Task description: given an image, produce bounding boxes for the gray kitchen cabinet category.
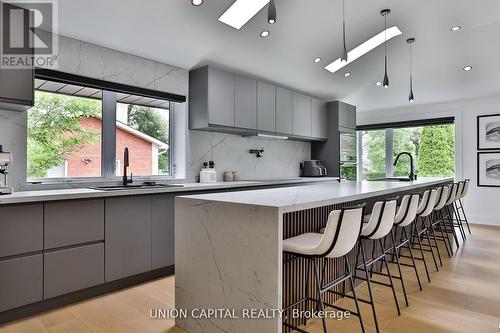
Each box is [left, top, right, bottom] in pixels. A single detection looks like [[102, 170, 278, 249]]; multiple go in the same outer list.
[[189, 65, 235, 130], [312, 98, 327, 139], [0, 4, 34, 112], [151, 194, 175, 270], [44, 243, 104, 299], [338, 101, 356, 130], [44, 199, 104, 249], [0, 254, 43, 312], [292, 92, 312, 137], [257, 81, 276, 132], [276, 86, 293, 135], [348, 104, 357, 129], [0, 204, 43, 258], [235, 75, 257, 130], [105, 195, 152, 282]]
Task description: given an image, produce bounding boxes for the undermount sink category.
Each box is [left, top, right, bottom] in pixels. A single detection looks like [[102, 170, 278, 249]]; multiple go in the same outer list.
[[91, 183, 184, 191], [370, 177, 412, 182]]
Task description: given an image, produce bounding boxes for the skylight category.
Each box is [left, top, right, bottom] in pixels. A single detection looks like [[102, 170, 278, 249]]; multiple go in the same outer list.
[[324, 26, 402, 74], [218, 0, 270, 29]]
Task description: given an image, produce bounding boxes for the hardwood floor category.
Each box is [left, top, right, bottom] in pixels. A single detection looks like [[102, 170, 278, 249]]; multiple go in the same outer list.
[[1, 225, 499, 333]]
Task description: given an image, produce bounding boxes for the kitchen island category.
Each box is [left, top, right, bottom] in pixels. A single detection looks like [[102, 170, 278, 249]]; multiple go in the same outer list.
[[174, 177, 453, 333]]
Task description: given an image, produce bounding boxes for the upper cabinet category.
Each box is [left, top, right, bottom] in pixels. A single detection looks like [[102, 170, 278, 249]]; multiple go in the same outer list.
[[257, 81, 276, 132], [189, 65, 326, 141], [0, 4, 34, 112], [292, 92, 312, 137], [338, 101, 356, 130]]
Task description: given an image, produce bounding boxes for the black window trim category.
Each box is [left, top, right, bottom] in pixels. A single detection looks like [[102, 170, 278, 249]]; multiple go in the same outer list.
[[357, 117, 455, 131]]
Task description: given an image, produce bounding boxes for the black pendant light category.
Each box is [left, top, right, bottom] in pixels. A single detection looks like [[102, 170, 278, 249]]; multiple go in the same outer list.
[[380, 9, 391, 88], [341, 0, 348, 62], [407, 38, 416, 103], [268, 0, 276, 24]]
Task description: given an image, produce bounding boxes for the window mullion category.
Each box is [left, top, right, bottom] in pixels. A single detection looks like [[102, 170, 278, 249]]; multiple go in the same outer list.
[[101, 91, 117, 179], [385, 128, 394, 177]]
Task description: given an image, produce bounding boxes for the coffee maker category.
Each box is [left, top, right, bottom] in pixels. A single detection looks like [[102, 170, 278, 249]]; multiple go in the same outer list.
[[0, 145, 13, 195]]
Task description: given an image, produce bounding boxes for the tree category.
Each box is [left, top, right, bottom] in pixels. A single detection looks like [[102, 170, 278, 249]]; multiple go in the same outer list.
[[418, 124, 455, 176], [363, 130, 386, 180], [126, 105, 170, 174], [27, 92, 101, 178]]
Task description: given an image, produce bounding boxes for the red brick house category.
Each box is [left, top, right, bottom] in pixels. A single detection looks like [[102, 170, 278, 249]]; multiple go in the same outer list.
[[47, 117, 168, 178]]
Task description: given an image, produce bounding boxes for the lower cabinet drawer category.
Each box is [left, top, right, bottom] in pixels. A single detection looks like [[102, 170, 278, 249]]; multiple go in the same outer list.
[[0, 254, 43, 312], [44, 243, 104, 299]]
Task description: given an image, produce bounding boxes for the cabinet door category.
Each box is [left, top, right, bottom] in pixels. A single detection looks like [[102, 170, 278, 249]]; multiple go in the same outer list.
[[257, 81, 276, 132], [348, 104, 357, 129], [312, 98, 327, 139], [0, 204, 43, 258], [44, 199, 104, 249], [105, 196, 152, 282], [338, 102, 349, 129], [207, 67, 235, 127], [151, 194, 175, 269], [235, 75, 257, 129], [0, 254, 43, 312], [276, 87, 293, 135], [44, 243, 104, 299], [0, 68, 34, 109], [292, 92, 312, 137]]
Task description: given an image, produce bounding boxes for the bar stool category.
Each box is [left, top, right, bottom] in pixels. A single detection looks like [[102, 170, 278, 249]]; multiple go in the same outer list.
[[385, 193, 423, 305], [353, 197, 400, 333], [438, 183, 462, 251], [430, 185, 454, 257], [282, 203, 367, 333], [411, 189, 440, 273], [455, 179, 471, 234], [443, 183, 467, 243]]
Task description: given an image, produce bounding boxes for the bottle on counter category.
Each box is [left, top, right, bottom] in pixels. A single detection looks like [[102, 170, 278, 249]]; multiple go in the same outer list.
[[200, 161, 217, 183]]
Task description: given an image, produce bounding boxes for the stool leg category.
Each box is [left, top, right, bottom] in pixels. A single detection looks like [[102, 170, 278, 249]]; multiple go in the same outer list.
[[345, 255, 366, 333], [403, 226, 423, 291], [439, 209, 454, 256], [422, 217, 440, 270], [444, 205, 460, 250], [303, 259, 311, 326], [390, 230, 409, 306], [379, 238, 401, 315], [459, 198, 472, 234], [313, 260, 328, 333], [435, 211, 452, 258], [413, 221, 432, 283], [360, 242, 380, 333], [427, 214, 443, 267]]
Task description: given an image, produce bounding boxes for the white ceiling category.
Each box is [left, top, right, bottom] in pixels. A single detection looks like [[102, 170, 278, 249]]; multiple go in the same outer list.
[[57, 0, 500, 111]]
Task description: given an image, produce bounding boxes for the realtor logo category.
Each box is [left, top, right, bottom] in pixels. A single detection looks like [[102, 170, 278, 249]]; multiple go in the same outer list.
[[0, 0, 58, 68]]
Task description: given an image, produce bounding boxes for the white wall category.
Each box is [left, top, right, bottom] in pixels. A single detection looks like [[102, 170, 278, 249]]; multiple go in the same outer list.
[[0, 34, 310, 189], [358, 94, 500, 227]]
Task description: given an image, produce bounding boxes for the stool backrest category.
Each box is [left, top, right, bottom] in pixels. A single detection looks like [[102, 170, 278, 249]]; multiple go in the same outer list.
[[318, 205, 365, 258], [445, 183, 458, 205], [395, 194, 420, 227], [434, 186, 449, 210], [417, 189, 438, 217], [459, 179, 470, 199], [455, 181, 465, 201], [363, 199, 397, 240]]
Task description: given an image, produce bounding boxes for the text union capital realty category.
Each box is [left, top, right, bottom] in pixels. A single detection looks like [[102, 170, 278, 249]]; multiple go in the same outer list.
[[150, 308, 285, 319]]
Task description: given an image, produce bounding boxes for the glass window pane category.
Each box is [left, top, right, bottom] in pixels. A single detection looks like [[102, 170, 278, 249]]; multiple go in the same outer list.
[[361, 129, 386, 180], [415, 123, 455, 177], [392, 127, 421, 177], [115, 103, 170, 177], [27, 91, 102, 180]]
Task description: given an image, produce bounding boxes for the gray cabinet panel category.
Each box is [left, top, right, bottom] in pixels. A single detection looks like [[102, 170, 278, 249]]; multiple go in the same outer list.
[[0, 204, 43, 258], [292, 92, 312, 137], [44, 199, 104, 249], [338, 102, 356, 129], [44, 243, 104, 299], [257, 81, 276, 132], [312, 98, 327, 139], [276, 86, 293, 135], [0, 254, 43, 311], [105, 196, 152, 282], [235, 75, 257, 129], [151, 194, 175, 269], [207, 67, 235, 127], [348, 104, 357, 128]]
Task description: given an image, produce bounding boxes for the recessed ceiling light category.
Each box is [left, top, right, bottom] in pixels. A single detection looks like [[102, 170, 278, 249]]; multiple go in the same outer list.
[[344, 72, 351, 77], [376, 81, 382, 86], [260, 30, 270, 38], [313, 57, 321, 63], [191, 0, 203, 6], [325, 26, 402, 74], [463, 66, 472, 71], [450, 25, 461, 31], [219, 0, 270, 29]]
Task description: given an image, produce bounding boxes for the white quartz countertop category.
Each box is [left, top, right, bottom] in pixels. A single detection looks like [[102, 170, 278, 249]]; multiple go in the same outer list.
[[0, 177, 338, 205], [178, 177, 454, 213]]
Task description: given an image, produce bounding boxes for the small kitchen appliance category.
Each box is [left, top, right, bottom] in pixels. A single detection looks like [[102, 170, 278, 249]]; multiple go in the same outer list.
[[301, 160, 328, 177], [199, 161, 217, 183], [0, 145, 13, 195]]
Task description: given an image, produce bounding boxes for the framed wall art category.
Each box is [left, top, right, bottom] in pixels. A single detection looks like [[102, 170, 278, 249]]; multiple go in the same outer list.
[[477, 114, 500, 150], [477, 152, 500, 187]]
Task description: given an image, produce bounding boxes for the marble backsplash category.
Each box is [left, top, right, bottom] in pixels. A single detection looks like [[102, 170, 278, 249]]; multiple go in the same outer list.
[[187, 131, 310, 181]]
